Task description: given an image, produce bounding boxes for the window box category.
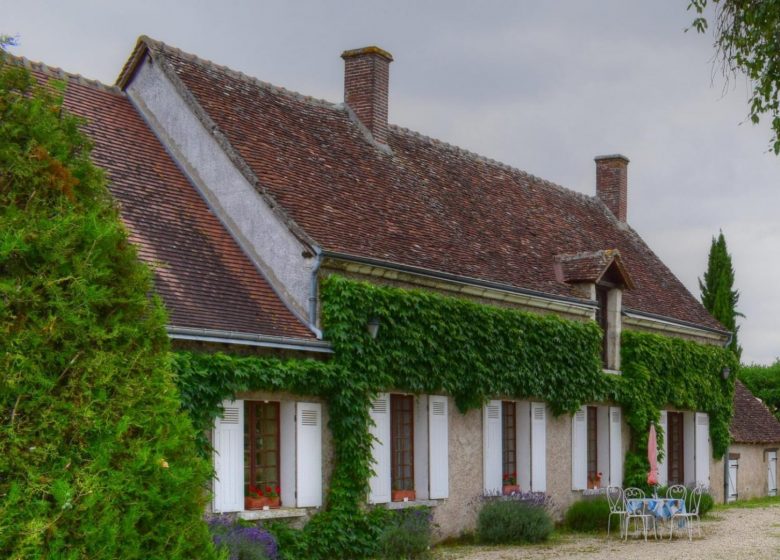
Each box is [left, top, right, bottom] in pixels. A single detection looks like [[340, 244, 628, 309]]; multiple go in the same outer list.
[[502, 484, 520, 495], [392, 489, 416, 502], [245, 496, 281, 510]]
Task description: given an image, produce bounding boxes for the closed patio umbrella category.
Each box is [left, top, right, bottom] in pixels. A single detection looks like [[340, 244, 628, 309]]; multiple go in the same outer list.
[[647, 423, 659, 488]]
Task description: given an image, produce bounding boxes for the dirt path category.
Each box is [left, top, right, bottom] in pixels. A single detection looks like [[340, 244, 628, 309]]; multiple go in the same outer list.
[[434, 505, 780, 560]]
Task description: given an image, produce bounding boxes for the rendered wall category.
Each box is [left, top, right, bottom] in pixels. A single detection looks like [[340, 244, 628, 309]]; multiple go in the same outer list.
[[730, 444, 777, 501]]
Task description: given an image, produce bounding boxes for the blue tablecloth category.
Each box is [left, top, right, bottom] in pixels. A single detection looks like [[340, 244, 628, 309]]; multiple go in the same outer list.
[[626, 498, 686, 520]]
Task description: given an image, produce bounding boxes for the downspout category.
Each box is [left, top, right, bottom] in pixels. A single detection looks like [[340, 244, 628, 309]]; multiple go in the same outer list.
[[309, 247, 323, 339], [723, 329, 734, 503]]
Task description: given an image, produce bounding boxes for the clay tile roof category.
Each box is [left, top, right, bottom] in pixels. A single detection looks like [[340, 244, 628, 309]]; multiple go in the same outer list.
[[21, 58, 314, 341], [730, 380, 780, 444], [126, 38, 724, 333]]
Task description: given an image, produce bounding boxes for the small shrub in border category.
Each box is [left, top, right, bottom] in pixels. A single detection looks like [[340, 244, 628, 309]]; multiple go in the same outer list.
[[477, 500, 553, 544], [208, 516, 279, 560], [690, 489, 714, 516], [564, 497, 610, 532], [379, 506, 434, 559]]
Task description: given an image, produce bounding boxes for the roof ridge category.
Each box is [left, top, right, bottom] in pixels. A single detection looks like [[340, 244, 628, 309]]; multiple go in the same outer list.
[[7, 54, 123, 95], [389, 124, 598, 205], [142, 36, 342, 110]]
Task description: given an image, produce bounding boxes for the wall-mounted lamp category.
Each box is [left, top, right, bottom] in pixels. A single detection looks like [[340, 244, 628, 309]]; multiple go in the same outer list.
[[721, 366, 731, 380], [366, 317, 381, 340]]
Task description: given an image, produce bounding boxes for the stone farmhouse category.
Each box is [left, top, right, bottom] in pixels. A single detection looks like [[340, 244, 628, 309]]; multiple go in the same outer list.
[[16, 36, 751, 537]]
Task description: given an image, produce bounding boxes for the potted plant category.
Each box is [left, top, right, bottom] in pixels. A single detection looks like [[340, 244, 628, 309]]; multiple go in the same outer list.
[[244, 486, 265, 510], [502, 471, 520, 495], [587, 472, 603, 490], [391, 487, 416, 502], [262, 485, 281, 509]]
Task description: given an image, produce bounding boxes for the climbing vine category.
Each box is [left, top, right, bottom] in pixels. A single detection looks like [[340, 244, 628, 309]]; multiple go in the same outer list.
[[613, 329, 737, 489], [171, 275, 736, 556]]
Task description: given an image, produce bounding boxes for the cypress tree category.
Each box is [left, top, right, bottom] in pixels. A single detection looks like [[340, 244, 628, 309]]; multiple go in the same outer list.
[[699, 231, 743, 359], [0, 43, 217, 558]]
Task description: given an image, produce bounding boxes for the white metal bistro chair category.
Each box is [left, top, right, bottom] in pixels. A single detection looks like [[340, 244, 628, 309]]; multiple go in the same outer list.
[[666, 484, 687, 501], [606, 486, 626, 538], [660, 484, 687, 532], [669, 485, 704, 540], [623, 487, 657, 541]]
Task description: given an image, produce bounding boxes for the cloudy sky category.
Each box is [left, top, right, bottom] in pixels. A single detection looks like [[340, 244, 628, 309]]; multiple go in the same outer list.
[[5, 1, 779, 364]]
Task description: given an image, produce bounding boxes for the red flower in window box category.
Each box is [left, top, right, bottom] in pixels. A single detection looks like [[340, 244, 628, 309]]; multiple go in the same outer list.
[[391, 489, 416, 502]]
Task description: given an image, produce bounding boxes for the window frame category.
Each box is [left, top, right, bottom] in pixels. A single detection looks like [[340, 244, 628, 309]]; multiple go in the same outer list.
[[586, 405, 598, 486], [244, 400, 281, 497], [390, 393, 415, 495], [667, 411, 684, 485], [502, 400, 517, 485]]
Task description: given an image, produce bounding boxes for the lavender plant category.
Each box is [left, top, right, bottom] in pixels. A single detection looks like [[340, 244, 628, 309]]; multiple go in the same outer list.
[[208, 516, 279, 560]]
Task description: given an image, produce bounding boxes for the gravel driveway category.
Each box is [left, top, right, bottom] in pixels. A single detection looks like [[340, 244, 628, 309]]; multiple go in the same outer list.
[[434, 505, 780, 560]]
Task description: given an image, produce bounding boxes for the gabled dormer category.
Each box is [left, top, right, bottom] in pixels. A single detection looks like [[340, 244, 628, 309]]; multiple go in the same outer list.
[[555, 250, 634, 371]]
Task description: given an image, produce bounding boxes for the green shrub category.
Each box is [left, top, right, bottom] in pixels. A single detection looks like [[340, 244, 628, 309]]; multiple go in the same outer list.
[[564, 498, 610, 532], [378, 506, 433, 559], [477, 500, 553, 544], [691, 490, 714, 516], [0, 49, 216, 558]]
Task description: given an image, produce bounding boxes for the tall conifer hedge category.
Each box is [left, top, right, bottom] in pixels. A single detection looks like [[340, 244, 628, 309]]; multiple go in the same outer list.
[[0, 45, 217, 559]]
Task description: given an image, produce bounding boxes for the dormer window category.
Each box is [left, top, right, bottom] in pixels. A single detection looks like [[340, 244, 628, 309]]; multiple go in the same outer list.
[[554, 249, 635, 372]]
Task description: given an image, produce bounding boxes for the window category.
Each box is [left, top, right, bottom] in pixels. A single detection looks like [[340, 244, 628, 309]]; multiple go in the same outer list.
[[586, 406, 598, 487], [368, 393, 449, 504], [245, 401, 280, 496], [572, 405, 622, 490], [502, 401, 517, 485], [483, 400, 546, 494], [212, 399, 322, 513], [667, 411, 684, 485], [657, 410, 710, 487], [390, 394, 415, 495]]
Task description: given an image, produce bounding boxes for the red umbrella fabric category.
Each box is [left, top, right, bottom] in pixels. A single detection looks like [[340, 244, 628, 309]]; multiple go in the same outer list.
[[647, 423, 659, 486]]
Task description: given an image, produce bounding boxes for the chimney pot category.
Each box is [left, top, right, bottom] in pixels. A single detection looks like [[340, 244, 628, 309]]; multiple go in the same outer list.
[[595, 154, 629, 222], [341, 46, 393, 145]]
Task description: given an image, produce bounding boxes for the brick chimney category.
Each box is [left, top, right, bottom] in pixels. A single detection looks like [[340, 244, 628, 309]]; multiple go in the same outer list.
[[595, 154, 629, 222], [341, 46, 393, 145]]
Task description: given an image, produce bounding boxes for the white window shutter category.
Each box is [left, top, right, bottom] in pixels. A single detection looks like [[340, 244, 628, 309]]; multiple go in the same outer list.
[[517, 401, 531, 491], [695, 412, 710, 487], [657, 410, 668, 486], [213, 399, 244, 513], [596, 406, 610, 485], [683, 412, 696, 486], [531, 402, 546, 493], [571, 406, 587, 490], [428, 395, 449, 499], [414, 395, 430, 500], [608, 407, 623, 487], [483, 401, 502, 494], [295, 402, 322, 507], [368, 393, 391, 504], [280, 401, 296, 507]]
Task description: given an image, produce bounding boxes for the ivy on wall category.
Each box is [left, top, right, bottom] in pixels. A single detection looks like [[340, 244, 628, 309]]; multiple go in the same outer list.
[[320, 275, 608, 414], [171, 275, 736, 556], [613, 329, 737, 489]]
